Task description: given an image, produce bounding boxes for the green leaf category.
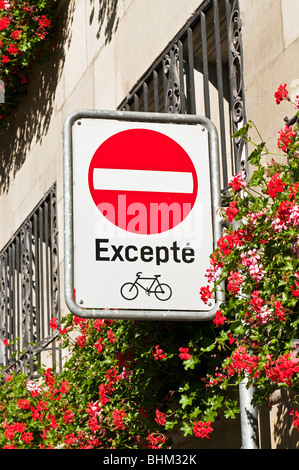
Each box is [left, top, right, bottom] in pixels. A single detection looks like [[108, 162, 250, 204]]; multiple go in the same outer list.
[[204, 408, 218, 422], [180, 421, 193, 436], [248, 142, 266, 165], [200, 340, 216, 353], [247, 166, 266, 187], [179, 394, 194, 409], [232, 121, 253, 138], [189, 407, 201, 419], [164, 420, 178, 430], [179, 382, 190, 392], [224, 400, 240, 419], [183, 356, 200, 370]]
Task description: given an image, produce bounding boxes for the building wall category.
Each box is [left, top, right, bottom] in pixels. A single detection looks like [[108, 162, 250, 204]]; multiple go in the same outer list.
[[240, 0, 299, 156]]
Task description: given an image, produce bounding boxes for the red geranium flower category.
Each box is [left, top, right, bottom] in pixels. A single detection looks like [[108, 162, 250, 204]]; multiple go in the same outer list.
[[275, 83, 288, 104]]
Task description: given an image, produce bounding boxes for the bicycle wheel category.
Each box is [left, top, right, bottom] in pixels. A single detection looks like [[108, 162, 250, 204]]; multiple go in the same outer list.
[[120, 282, 138, 300], [155, 283, 172, 301]]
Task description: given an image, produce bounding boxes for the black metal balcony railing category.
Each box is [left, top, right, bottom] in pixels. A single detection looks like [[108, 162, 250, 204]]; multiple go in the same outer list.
[[0, 184, 61, 379], [118, 0, 247, 188]]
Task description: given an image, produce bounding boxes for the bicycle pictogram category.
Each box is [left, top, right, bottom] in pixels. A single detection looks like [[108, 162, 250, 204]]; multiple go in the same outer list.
[[120, 272, 172, 301]]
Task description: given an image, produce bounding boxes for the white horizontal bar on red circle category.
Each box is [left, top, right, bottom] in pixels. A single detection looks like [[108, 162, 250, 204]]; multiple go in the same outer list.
[[92, 169, 194, 194]]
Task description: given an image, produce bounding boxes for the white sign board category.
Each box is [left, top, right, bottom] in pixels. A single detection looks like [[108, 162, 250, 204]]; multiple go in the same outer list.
[[72, 117, 214, 312]]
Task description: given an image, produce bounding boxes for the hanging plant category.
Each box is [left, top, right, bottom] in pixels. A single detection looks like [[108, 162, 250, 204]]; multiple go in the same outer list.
[[198, 83, 299, 422], [0, 0, 57, 126]]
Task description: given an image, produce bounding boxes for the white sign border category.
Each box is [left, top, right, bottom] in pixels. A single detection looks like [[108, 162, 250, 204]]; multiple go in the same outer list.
[[63, 110, 224, 320]]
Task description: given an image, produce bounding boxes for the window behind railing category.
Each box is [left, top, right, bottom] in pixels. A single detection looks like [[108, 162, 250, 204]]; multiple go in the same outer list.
[[118, 0, 247, 189], [0, 184, 61, 379]]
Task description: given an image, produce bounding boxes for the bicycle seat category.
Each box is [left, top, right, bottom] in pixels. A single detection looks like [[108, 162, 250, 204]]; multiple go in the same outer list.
[[155, 274, 161, 278]]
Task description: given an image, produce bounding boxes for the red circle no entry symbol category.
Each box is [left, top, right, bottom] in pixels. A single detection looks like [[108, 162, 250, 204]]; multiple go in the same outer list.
[[88, 128, 198, 235]]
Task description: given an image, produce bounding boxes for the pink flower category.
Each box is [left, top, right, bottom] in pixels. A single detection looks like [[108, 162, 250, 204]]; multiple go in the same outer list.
[[227, 271, 244, 296], [200, 285, 212, 304], [193, 421, 213, 439], [112, 409, 126, 430], [179, 347, 191, 360], [152, 345, 166, 360], [38, 15, 51, 29], [250, 291, 264, 312], [289, 205, 299, 226], [7, 44, 19, 55], [277, 126, 296, 153], [255, 305, 274, 325], [94, 337, 105, 354], [119, 367, 132, 382], [26, 380, 42, 396], [271, 217, 288, 233], [0, 1, 10, 10], [241, 250, 266, 281], [107, 329, 116, 343], [17, 399, 30, 410], [228, 333, 235, 345], [147, 431, 166, 449], [63, 410, 75, 423], [290, 409, 299, 430], [275, 83, 288, 104], [226, 201, 239, 222], [21, 432, 34, 444], [205, 254, 223, 282], [213, 309, 227, 327], [49, 317, 58, 330], [0, 16, 10, 31], [11, 29, 22, 40], [275, 301, 286, 322], [229, 171, 247, 191], [155, 409, 166, 425], [76, 334, 86, 348]]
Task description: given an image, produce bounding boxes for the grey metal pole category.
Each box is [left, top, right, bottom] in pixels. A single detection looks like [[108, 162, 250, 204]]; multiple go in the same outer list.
[[239, 376, 259, 448], [230, 219, 259, 449]]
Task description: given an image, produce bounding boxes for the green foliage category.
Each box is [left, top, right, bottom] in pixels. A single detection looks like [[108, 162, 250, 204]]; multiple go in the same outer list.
[[0, 318, 230, 448], [0, 0, 57, 125]]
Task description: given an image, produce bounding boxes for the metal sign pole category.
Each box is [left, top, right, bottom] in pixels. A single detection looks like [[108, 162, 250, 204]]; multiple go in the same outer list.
[[63, 109, 224, 321], [239, 377, 260, 449]]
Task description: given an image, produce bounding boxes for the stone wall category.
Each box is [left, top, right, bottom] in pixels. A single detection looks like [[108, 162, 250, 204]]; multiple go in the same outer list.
[[240, 0, 299, 155]]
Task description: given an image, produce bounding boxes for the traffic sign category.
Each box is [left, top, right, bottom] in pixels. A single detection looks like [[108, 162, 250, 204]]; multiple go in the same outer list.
[[63, 110, 223, 320], [88, 128, 198, 235]]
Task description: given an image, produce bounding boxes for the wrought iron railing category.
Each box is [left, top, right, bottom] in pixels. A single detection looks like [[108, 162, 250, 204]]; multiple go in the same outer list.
[[0, 184, 61, 379], [118, 0, 247, 188]]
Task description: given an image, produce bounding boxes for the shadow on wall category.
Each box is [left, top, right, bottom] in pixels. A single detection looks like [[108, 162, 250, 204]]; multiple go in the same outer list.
[[0, 0, 120, 195], [89, 0, 119, 45], [272, 389, 299, 449], [0, 0, 75, 195]]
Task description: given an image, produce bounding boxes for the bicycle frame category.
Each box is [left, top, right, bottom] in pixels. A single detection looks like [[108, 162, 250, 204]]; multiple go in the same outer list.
[[133, 274, 160, 294]]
